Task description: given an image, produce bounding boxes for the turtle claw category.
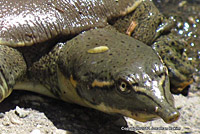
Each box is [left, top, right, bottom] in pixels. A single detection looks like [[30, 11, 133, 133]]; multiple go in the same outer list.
[[126, 21, 137, 36]]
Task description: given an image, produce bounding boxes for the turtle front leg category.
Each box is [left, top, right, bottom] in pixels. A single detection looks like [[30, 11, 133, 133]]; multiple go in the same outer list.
[[152, 34, 195, 95], [127, 1, 176, 44], [0, 45, 27, 102], [112, 0, 175, 45]]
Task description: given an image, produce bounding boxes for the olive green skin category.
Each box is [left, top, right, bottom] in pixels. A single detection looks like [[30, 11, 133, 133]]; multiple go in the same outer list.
[[0, 0, 180, 124], [57, 28, 179, 123], [0, 28, 180, 124], [111, 1, 195, 95]]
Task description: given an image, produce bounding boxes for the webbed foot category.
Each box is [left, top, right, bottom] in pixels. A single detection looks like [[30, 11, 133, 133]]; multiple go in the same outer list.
[[152, 34, 195, 95]]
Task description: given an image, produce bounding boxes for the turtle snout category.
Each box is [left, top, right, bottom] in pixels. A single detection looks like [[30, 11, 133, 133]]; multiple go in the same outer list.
[[166, 111, 180, 123], [156, 102, 180, 123]]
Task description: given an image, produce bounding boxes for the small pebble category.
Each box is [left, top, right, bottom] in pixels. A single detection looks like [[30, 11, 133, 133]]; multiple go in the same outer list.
[[53, 129, 72, 134], [15, 106, 29, 118], [30, 129, 41, 134], [2, 117, 10, 126], [0, 113, 5, 118], [10, 117, 22, 125]]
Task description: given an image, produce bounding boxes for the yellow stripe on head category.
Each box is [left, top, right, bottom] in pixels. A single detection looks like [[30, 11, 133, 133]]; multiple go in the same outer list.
[[92, 79, 114, 87]]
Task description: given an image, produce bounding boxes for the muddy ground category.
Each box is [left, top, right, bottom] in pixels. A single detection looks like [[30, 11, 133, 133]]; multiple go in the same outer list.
[[0, 0, 200, 134]]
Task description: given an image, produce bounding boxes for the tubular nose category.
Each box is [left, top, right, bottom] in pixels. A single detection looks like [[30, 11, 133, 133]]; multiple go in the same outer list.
[[157, 104, 180, 123], [165, 111, 180, 123]]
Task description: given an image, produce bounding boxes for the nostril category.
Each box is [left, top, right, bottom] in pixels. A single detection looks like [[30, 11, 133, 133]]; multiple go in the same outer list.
[[157, 104, 180, 124], [167, 111, 180, 123]]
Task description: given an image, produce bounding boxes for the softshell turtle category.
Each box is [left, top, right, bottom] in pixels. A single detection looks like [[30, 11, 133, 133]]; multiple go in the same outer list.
[[0, 0, 180, 123]]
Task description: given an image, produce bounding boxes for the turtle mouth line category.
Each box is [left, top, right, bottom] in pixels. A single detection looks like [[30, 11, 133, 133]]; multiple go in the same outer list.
[[130, 86, 180, 123]]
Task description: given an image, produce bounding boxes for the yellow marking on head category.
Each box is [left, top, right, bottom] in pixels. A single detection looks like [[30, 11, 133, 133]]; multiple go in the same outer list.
[[133, 86, 147, 93], [159, 75, 166, 86], [92, 80, 114, 87], [120, 0, 143, 15], [70, 75, 77, 88], [57, 69, 158, 122], [57, 69, 89, 107], [84, 102, 158, 122], [87, 46, 109, 54]]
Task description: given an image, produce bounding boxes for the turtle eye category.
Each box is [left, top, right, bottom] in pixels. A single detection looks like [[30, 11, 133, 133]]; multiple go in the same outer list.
[[118, 81, 131, 94]]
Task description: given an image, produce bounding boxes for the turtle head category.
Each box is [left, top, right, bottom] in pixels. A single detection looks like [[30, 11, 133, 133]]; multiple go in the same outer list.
[[58, 28, 179, 123]]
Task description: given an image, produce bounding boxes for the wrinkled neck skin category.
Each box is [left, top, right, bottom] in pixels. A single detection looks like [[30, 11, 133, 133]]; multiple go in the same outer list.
[[58, 28, 180, 123]]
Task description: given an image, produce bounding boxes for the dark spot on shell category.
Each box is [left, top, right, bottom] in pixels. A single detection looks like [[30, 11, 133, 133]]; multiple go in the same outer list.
[[137, 45, 140, 48]]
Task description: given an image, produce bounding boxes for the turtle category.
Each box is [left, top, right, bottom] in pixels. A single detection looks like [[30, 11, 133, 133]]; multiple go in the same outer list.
[[0, 0, 182, 124]]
